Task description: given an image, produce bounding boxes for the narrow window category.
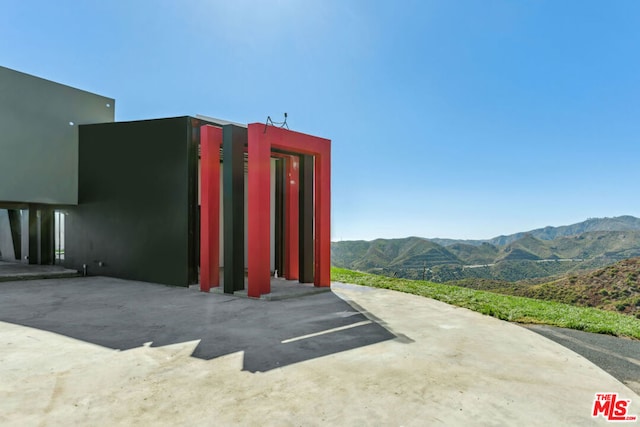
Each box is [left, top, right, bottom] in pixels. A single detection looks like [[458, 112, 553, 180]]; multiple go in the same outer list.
[[54, 211, 65, 263]]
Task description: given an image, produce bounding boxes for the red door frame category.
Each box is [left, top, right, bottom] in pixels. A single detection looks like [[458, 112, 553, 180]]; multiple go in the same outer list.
[[269, 153, 300, 281], [247, 124, 331, 298]]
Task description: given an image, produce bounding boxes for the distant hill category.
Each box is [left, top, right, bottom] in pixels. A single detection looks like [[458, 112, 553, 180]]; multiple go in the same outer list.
[[425, 216, 640, 247], [491, 215, 640, 246], [331, 216, 640, 283], [332, 237, 460, 273], [428, 238, 486, 247], [447, 242, 498, 265], [451, 258, 640, 318]]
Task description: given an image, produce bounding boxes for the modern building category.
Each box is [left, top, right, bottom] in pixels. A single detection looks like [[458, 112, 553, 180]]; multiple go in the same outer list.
[[0, 66, 331, 297]]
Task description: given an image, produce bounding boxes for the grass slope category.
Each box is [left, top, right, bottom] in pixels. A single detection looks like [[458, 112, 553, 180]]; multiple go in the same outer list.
[[332, 267, 640, 340]]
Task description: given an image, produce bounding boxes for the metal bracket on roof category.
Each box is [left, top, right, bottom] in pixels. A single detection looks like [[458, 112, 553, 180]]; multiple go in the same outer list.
[[264, 113, 289, 133]]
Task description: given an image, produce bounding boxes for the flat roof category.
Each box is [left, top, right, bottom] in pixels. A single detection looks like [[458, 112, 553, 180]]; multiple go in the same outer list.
[[195, 114, 247, 128]]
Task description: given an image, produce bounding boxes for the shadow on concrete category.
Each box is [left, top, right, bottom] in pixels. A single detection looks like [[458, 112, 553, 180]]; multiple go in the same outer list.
[[0, 276, 397, 372]]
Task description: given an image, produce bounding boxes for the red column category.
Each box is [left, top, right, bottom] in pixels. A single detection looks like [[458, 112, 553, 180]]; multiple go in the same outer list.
[[247, 125, 272, 297], [284, 156, 299, 280], [200, 125, 222, 292], [314, 149, 331, 287]]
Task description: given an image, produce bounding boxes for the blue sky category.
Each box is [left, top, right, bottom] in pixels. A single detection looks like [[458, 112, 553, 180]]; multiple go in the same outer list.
[[2, 1, 639, 240]]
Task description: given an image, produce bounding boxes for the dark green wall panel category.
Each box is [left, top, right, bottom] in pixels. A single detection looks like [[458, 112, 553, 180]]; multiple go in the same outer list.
[[64, 117, 194, 286]]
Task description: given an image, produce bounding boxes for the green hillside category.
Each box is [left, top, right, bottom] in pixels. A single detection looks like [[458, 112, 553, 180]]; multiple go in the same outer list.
[[332, 236, 461, 274], [430, 259, 588, 283], [499, 235, 550, 260], [448, 258, 640, 318], [332, 220, 640, 284], [446, 242, 498, 265], [330, 239, 370, 269], [502, 258, 640, 317]]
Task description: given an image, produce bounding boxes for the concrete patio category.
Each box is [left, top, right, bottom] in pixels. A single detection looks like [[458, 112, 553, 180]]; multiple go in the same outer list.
[[0, 276, 638, 426]]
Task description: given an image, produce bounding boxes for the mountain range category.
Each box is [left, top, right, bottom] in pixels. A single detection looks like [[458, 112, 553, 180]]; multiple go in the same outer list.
[[331, 216, 640, 283], [428, 215, 640, 246]]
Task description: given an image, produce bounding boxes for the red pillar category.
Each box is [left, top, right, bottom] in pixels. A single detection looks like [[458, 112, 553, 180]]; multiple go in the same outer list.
[[284, 156, 299, 280], [200, 125, 222, 292], [247, 125, 272, 297], [315, 149, 331, 287]]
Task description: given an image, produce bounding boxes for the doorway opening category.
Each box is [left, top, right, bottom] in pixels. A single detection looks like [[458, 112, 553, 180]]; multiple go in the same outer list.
[[54, 211, 65, 263]]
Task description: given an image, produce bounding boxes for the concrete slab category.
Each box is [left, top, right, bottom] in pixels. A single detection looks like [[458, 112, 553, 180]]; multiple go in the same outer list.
[[522, 324, 640, 395], [0, 260, 80, 282], [0, 277, 638, 426]]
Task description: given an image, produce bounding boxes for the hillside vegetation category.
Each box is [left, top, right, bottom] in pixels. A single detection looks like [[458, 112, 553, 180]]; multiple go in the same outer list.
[[332, 216, 640, 283], [475, 258, 640, 318]]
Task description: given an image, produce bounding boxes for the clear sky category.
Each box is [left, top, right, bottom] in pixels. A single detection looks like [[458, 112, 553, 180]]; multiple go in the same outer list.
[[2, 1, 639, 241]]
